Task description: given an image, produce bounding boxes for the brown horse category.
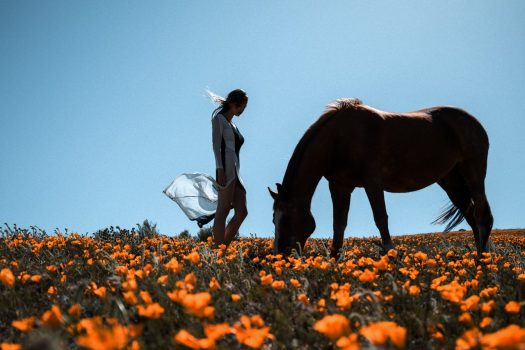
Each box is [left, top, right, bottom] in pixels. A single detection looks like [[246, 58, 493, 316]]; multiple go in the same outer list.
[[269, 98, 493, 256]]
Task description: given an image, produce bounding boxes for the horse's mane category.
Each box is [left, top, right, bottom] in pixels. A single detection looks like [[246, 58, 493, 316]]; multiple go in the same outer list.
[[326, 98, 363, 112], [281, 98, 364, 197]]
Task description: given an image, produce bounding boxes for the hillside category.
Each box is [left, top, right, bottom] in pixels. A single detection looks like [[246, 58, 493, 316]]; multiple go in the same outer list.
[[1, 227, 524, 349]]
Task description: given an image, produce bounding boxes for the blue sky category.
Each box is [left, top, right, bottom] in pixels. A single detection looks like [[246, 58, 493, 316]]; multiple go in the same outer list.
[[1, 1, 524, 238]]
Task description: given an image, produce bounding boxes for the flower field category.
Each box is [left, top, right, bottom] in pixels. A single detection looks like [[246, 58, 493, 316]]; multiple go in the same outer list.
[[1, 227, 524, 349]]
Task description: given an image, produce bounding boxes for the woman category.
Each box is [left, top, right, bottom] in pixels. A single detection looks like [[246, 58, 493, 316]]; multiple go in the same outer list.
[[209, 89, 249, 247]]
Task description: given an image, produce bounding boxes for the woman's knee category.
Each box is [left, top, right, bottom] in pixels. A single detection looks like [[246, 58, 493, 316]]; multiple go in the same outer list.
[[237, 206, 248, 220]]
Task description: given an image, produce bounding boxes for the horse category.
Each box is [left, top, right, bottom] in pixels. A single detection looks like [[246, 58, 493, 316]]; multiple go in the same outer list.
[[268, 98, 493, 257]]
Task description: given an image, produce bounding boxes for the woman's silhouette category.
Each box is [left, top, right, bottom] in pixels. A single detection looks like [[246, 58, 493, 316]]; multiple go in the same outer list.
[[209, 89, 249, 247]]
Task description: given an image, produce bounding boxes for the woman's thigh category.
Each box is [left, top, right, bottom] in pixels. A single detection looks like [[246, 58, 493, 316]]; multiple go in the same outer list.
[[216, 181, 235, 213], [232, 180, 247, 213]]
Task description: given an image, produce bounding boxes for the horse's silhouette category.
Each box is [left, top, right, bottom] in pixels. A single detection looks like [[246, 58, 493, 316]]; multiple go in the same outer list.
[[269, 98, 493, 256]]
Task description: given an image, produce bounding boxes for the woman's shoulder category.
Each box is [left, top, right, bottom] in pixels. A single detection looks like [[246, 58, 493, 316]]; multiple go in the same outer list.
[[212, 113, 227, 122]]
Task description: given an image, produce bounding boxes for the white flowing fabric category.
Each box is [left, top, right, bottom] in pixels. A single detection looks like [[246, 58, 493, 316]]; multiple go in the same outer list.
[[163, 173, 219, 227]]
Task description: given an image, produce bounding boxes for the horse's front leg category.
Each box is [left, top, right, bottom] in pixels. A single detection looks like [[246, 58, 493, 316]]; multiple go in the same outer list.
[[364, 185, 394, 254], [329, 181, 353, 258]]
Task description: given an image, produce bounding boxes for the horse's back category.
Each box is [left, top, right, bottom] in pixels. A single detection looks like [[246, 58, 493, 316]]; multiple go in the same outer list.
[[328, 104, 489, 192]]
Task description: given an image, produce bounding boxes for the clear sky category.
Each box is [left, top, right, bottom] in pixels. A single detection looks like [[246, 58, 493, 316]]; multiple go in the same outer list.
[[1, 1, 524, 239]]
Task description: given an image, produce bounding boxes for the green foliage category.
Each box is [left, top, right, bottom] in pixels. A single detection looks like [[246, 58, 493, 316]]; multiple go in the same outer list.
[[178, 229, 192, 239], [197, 226, 213, 242], [196, 220, 241, 243], [135, 219, 159, 238]]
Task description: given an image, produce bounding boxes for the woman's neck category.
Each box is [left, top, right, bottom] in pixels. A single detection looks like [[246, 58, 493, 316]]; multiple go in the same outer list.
[[222, 110, 234, 122]]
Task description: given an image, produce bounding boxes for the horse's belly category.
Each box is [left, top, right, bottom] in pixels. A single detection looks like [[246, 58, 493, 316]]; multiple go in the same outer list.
[[383, 176, 435, 193], [381, 156, 457, 193]]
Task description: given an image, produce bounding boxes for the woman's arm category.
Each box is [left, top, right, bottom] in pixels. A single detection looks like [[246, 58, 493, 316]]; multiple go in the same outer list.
[[212, 116, 226, 186]]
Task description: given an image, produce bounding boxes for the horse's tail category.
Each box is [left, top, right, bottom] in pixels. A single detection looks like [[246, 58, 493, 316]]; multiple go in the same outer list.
[[432, 202, 466, 232]]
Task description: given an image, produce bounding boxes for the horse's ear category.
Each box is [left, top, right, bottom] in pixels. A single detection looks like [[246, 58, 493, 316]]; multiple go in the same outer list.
[[276, 183, 283, 193], [268, 187, 278, 200]]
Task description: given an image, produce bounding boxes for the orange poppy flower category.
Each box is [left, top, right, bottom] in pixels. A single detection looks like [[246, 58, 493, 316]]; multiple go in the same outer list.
[[11, 316, 36, 333], [260, 274, 273, 285], [123, 291, 138, 305], [313, 314, 350, 341], [185, 251, 200, 264], [41, 305, 63, 328], [181, 292, 214, 319], [481, 300, 495, 314], [137, 303, 165, 319], [459, 312, 473, 325], [173, 329, 214, 350], [233, 316, 273, 349], [336, 334, 359, 350], [19, 272, 31, 284], [387, 249, 398, 258], [271, 280, 285, 290], [184, 272, 197, 286], [231, 294, 241, 302], [164, 258, 183, 273], [414, 251, 428, 262], [76, 323, 128, 350], [479, 287, 498, 298], [359, 269, 376, 283], [359, 321, 406, 349], [209, 277, 220, 291], [461, 295, 480, 312], [289, 278, 302, 288], [426, 259, 438, 268], [409, 285, 421, 296], [455, 327, 482, 349], [317, 298, 326, 312], [480, 324, 525, 348], [373, 256, 389, 270], [93, 286, 107, 299], [480, 317, 492, 329], [298, 294, 309, 305], [128, 340, 140, 350], [431, 276, 448, 289], [0, 343, 21, 350], [204, 323, 232, 342], [157, 275, 169, 285], [30, 274, 42, 283], [122, 277, 138, 291], [435, 280, 466, 304], [504, 301, 521, 314], [68, 304, 82, 320], [139, 291, 153, 304]]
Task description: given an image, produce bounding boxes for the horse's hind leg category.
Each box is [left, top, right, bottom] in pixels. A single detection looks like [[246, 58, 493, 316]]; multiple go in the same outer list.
[[459, 162, 494, 254], [329, 181, 353, 258], [438, 169, 480, 251]]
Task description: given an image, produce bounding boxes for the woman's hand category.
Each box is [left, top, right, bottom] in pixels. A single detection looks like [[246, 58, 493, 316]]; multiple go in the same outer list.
[[216, 169, 226, 187]]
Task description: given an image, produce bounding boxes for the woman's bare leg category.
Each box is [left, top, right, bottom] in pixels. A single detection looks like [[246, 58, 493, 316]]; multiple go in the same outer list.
[[224, 180, 248, 246], [213, 181, 234, 246]]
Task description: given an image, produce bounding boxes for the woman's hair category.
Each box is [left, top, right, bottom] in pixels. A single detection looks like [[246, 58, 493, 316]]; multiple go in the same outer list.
[[208, 89, 248, 118]]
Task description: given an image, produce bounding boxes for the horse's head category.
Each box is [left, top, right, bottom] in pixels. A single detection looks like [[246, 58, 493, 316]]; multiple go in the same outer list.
[[268, 183, 316, 255]]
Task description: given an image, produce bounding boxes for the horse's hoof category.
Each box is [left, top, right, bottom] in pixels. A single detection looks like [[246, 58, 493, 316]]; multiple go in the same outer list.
[[380, 243, 395, 256]]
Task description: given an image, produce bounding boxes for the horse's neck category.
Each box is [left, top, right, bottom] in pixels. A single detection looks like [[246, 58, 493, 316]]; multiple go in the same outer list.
[[282, 135, 330, 206]]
